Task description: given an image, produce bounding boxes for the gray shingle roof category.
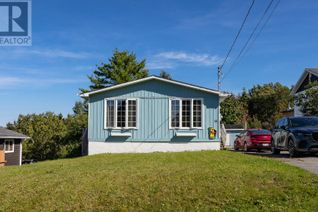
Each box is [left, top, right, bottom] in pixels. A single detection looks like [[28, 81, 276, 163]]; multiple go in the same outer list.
[[0, 127, 29, 139], [306, 68, 318, 76]]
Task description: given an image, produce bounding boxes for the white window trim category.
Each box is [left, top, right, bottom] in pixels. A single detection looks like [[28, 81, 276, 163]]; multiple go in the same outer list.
[[104, 98, 138, 130], [4, 139, 15, 153], [169, 98, 204, 130]]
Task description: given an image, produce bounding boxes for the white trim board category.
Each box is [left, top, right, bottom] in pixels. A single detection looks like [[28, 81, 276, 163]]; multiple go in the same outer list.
[[80, 76, 228, 97], [88, 141, 220, 154]]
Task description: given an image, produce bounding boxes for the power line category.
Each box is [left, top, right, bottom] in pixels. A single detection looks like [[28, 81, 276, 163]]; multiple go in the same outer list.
[[219, 0, 255, 69], [221, 0, 281, 82], [243, 0, 281, 57], [221, 0, 275, 82]]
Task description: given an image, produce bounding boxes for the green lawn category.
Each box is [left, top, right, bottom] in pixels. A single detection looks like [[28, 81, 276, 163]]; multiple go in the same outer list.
[[1, 151, 318, 211]]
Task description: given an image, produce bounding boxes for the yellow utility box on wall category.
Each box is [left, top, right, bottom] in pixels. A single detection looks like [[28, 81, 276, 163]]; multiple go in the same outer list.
[[208, 127, 216, 140]]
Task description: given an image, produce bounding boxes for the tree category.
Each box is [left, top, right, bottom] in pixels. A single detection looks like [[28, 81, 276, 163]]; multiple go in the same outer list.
[[61, 113, 88, 158], [73, 101, 88, 115], [239, 89, 250, 129], [220, 95, 244, 125], [7, 113, 67, 161], [81, 49, 149, 93], [295, 82, 318, 116], [159, 70, 172, 80], [248, 83, 292, 126]]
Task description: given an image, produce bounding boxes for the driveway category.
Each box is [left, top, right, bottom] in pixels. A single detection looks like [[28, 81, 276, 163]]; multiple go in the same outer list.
[[240, 150, 318, 175]]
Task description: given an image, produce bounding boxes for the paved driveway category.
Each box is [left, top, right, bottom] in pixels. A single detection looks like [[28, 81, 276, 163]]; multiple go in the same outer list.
[[239, 150, 318, 175]]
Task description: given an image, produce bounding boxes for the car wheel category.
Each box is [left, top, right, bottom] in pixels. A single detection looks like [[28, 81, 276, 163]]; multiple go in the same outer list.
[[271, 140, 280, 155], [234, 142, 239, 151], [243, 142, 248, 152], [288, 139, 298, 158]]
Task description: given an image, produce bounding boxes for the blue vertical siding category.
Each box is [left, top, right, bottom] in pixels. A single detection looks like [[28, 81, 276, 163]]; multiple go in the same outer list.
[[88, 79, 220, 142]]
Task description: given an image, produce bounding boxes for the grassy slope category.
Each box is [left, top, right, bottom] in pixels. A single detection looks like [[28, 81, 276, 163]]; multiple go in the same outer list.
[[1, 151, 318, 211]]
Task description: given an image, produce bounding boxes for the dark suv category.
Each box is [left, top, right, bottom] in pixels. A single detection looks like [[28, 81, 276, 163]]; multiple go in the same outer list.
[[271, 116, 318, 157]]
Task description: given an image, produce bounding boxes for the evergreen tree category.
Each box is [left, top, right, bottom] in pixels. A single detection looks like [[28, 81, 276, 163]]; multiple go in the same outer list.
[[159, 70, 172, 80], [81, 49, 148, 93]]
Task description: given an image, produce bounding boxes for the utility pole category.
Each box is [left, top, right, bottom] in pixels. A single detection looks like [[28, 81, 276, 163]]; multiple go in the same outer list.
[[217, 66, 222, 91]]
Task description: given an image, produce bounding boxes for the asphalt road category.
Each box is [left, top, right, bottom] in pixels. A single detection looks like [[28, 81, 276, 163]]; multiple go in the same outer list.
[[239, 150, 318, 175]]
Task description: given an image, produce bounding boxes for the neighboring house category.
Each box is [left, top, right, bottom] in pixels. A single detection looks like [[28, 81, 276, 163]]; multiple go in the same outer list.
[[291, 68, 318, 117], [0, 128, 29, 166], [81, 76, 228, 154], [224, 124, 245, 149]]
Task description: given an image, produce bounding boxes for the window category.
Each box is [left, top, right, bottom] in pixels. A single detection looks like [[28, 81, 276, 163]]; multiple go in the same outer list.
[[193, 100, 202, 128], [171, 100, 180, 128], [128, 100, 137, 128], [105, 99, 137, 129], [182, 100, 191, 127], [106, 100, 115, 127], [4, 139, 14, 153], [170, 99, 203, 129], [117, 99, 126, 128]]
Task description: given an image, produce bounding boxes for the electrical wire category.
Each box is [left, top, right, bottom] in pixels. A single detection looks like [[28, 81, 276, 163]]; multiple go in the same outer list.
[[219, 0, 255, 69], [221, 0, 281, 82], [221, 0, 275, 82]]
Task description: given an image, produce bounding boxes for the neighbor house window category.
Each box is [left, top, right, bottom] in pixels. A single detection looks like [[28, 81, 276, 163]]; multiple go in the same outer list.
[[4, 139, 14, 153], [170, 99, 203, 129], [105, 99, 137, 128]]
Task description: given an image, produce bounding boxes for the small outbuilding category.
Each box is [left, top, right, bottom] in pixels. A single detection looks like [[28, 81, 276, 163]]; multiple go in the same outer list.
[[0, 128, 29, 166], [81, 76, 228, 154], [224, 124, 245, 149]]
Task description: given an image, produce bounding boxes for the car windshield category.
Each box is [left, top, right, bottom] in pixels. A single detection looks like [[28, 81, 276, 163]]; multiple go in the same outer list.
[[290, 117, 318, 127], [249, 129, 270, 134]]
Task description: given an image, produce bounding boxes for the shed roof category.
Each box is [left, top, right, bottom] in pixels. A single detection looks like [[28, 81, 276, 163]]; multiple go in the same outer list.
[[0, 128, 29, 139], [291, 68, 318, 95], [80, 76, 229, 98], [224, 124, 244, 130]]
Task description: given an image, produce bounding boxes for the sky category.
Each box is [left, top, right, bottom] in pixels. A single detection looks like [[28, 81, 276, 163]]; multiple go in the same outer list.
[[1, 0, 318, 126]]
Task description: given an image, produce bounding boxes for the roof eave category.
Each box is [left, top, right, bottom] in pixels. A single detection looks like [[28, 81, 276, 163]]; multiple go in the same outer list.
[[80, 76, 224, 97], [0, 136, 30, 140]]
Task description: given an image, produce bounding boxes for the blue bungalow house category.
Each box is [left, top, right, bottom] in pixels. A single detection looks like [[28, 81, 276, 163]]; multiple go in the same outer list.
[[81, 76, 228, 154]]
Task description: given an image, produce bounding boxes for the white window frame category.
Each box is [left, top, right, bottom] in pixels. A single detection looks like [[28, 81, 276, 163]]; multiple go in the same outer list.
[[169, 98, 204, 130], [4, 139, 15, 153], [104, 98, 138, 130]]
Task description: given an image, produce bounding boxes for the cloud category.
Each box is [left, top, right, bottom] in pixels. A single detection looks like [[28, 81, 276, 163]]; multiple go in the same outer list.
[[0, 76, 85, 89], [146, 61, 175, 70], [0, 48, 97, 60], [18, 49, 94, 59], [0, 76, 24, 86], [150, 51, 223, 69]]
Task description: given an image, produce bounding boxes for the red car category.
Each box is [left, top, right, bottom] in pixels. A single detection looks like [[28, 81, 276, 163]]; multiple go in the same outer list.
[[234, 129, 272, 152]]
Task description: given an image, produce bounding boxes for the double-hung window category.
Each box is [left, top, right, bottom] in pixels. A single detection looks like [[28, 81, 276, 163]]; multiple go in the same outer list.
[[105, 99, 137, 129], [170, 99, 203, 129], [4, 139, 14, 153]]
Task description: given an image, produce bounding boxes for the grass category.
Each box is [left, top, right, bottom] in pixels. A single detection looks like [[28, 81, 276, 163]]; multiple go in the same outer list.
[[1, 151, 318, 211]]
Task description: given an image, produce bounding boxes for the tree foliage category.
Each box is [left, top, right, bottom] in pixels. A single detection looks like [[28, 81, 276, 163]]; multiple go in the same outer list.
[[7, 113, 67, 161], [159, 70, 172, 80], [73, 101, 88, 115], [221, 83, 292, 128], [81, 49, 149, 93], [248, 83, 292, 125], [295, 82, 318, 116], [7, 109, 88, 161], [220, 95, 244, 124]]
